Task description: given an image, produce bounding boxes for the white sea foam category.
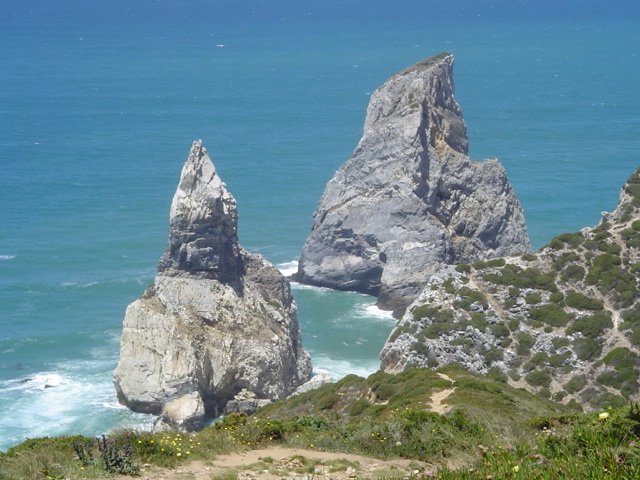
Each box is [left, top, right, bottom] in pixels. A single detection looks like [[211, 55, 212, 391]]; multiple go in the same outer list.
[[0, 255, 15, 261], [291, 282, 333, 294], [2, 373, 65, 392], [277, 260, 299, 277], [310, 353, 379, 380], [61, 281, 99, 288], [0, 363, 155, 451], [355, 303, 396, 322]]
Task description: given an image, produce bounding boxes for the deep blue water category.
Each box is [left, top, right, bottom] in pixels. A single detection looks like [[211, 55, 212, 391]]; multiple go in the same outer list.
[[1, 0, 639, 451]]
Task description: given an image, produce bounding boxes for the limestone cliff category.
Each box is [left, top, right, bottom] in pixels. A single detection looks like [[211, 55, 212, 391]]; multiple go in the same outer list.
[[380, 167, 640, 410], [296, 53, 531, 314], [113, 141, 312, 430]]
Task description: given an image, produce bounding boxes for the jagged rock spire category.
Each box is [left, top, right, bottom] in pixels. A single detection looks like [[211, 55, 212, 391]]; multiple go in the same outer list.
[[114, 141, 311, 430], [158, 140, 242, 283]]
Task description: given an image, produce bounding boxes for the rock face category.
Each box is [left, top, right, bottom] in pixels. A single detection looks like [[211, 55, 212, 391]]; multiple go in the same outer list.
[[113, 141, 312, 429], [380, 167, 640, 410], [296, 53, 531, 314]]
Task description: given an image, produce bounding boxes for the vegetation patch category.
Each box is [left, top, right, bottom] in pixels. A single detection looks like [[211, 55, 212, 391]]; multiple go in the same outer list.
[[483, 264, 558, 292], [567, 311, 612, 339], [528, 303, 573, 327], [453, 286, 487, 311]]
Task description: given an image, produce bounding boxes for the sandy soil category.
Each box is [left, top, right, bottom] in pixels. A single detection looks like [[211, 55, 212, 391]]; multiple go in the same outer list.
[[118, 380, 459, 479], [429, 373, 455, 414], [123, 446, 430, 480]]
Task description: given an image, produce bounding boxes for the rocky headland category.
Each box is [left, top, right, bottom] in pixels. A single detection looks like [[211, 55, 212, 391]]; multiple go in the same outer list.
[[113, 141, 312, 431], [295, 53, 531, 315], [380, 167, 640, 410]]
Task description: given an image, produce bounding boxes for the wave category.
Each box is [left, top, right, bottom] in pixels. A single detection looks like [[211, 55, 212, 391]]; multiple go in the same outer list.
[[310, 353, 379, 380], [0, 366, 154, 451], [61, 281, 99, 288], [0, 255, 15, 261], [355, 303, 396, 323], [1, 373, 65, 393], [277, 260, 299, 277]]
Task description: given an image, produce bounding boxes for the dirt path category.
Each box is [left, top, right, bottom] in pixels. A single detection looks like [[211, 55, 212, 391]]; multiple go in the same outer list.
[[429, 373, 455, 414], [125, 446, 426, 480]]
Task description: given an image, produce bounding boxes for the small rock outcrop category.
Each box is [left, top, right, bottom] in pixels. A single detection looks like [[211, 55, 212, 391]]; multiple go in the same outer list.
[[296, 53, 531, 314], [380, 167, 640, 410], [113, 141, 312, 429]]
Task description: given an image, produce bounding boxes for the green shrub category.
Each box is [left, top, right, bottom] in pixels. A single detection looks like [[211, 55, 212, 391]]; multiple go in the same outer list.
[[487, 367, 508, 383], [484, 347, 503, 363], [508, 318, 520, 332], [489, 323, 510, 338], [470, 312, 487, 330], [503, 298, 517, 309], [454, 287, 488, 310], [549, 291, 565, 304], [348, 398, 370, 416], [472, 260, 488, 270], [589, 392, 628, 409], [452, 337, 474, 349], [564, 375, 587, 394], [485, 265, 558, 292], [455, 264, 471, 274], [516, 332, 536, 355], [443, 278, 456, 294], [546, 237, 564, 250], [529, 303, 573, 327], [562, 265, 585, 282], [596, 368, 638, 392], [565, 290, 604, 311], [487, 258, 506, 267], [548, 352, 571, 367], [525, 293, 542, 304], [525, 369, 552, 388], [412, 305, 454, 322], [551, 337, 570, 349], [373, 383, 397, 401], [573, 337, 603, 361], [316, 392, 339, 410], [603, 347, 632, 367], [567, 311, 612, 338], [556, 232, 585, 248]]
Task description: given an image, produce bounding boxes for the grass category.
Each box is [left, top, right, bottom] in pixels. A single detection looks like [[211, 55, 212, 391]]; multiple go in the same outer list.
[[2, 369, 640, 479]]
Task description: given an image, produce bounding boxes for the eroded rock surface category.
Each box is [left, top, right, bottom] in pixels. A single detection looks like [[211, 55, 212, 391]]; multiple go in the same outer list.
[[114, 141, 312, 429], [296, 53, 531, 314], [380, 167, 640, 410]]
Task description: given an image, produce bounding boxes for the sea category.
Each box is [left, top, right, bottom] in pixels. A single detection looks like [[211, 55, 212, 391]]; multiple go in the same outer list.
[[1, 0, 639, 451]]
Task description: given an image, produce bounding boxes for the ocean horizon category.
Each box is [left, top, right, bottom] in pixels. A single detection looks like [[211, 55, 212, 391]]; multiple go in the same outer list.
[[1, 0, 639, 451]]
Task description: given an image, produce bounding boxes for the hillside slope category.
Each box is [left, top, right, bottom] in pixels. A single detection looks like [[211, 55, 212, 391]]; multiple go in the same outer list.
[[381, 167, 640, 410]]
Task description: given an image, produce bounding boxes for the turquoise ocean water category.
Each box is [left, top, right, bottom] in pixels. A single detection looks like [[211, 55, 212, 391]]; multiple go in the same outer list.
[[1, 0, 639, 450]]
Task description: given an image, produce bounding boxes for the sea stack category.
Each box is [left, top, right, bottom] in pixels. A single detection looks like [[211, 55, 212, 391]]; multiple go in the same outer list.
[[113, 141, 312, 431], [296, 53, 531, 314]]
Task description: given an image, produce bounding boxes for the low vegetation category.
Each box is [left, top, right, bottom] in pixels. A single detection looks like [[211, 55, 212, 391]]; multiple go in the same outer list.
[[1, 368, 640, 479]]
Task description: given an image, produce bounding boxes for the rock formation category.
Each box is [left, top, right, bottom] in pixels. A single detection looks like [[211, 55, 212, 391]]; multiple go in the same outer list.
[[296, 53, 531, 314], [113, 141, 312, 430], [380, 167, 640, 410]]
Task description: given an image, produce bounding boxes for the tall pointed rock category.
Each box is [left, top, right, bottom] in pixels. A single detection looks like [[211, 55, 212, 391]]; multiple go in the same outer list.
[[296, 53, 531, 314], [157, 140, 241, 283], [114, 141, 312, 430]]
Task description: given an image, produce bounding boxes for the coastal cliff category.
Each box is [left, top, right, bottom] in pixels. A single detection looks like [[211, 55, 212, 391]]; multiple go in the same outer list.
[[296, 53, 531, 314], [380, 167, 640, 410], [113, 141, 312, 430]]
